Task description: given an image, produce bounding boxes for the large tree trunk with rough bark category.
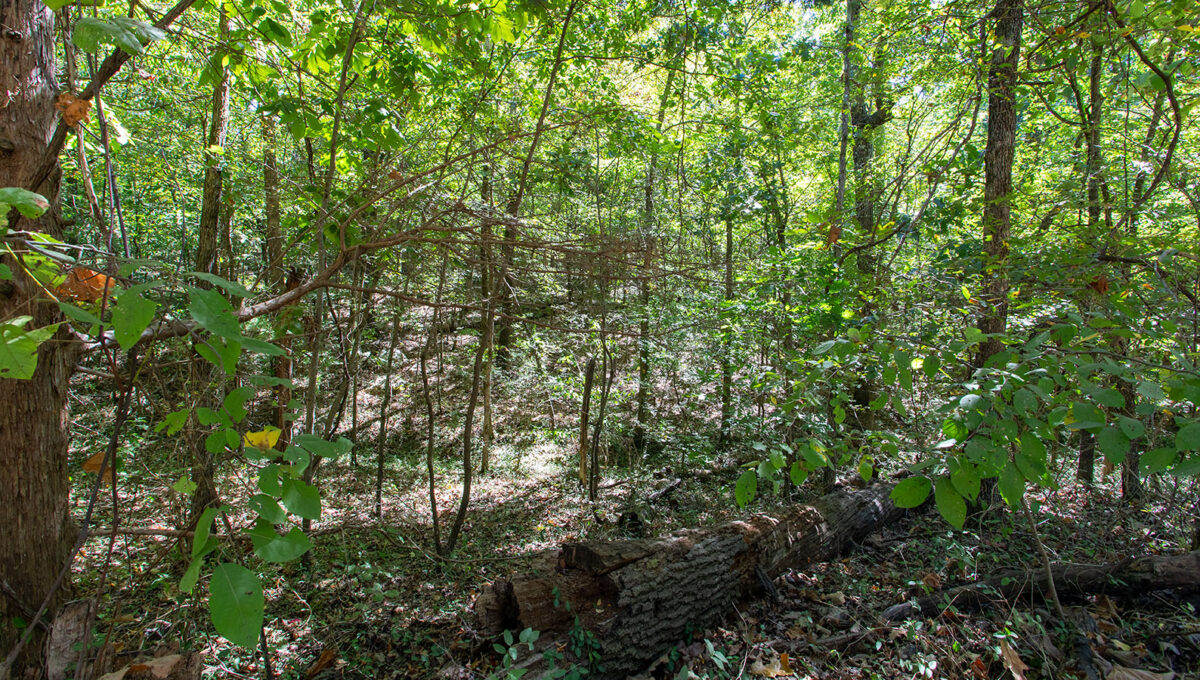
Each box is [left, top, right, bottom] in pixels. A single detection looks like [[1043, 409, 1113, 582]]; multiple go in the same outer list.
[[0, 0, 80, 669], [474, 483, 909, 679], [975, 0, 1022, 368]]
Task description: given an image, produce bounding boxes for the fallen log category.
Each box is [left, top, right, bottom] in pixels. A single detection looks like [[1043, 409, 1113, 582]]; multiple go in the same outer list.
[[883, 549, 1200, 622], [474, 482, 910, 679]]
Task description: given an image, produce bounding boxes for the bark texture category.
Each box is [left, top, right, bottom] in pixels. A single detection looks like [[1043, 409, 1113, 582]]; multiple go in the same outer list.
[[975, 0, 1023, 367], [0, 0, 79, 667], [475, 483, 908, 678]]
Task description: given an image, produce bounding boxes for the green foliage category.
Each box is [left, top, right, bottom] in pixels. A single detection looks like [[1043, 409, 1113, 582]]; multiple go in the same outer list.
[[0, 316, 59, 379]]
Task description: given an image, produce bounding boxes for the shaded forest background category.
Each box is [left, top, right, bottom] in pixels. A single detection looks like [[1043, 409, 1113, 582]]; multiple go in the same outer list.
[[0, 0, 1198, 676]]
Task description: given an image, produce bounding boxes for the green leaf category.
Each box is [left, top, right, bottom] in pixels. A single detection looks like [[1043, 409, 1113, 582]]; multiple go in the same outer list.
[[72, 17, 143, 55], [110, 16, 166, 45], [1176, 423, 1200, 451], [249, 494, 288, 524], [209, 563, 264, 649], [57, 301, 103, 328], [0, 317, 59, 379], [189, 288, 241, 340], [258, 464, 283, 495], [923, 353, 941, 379], [1136, 381, 1166, 402], [1140, 447, 1177, 475], [223, 386, 254, 424], [1117, 416, 1145, 440], [734, 469, 757, 508], [191, 507, 220, 559], [171, 475, 197, 495], [789, 461, 808, 486], [247, 519, 312, 563], [188, 272, 255, 299], [156, 409, 189, 435], [950, 462, 980, 501], [240, 336, 284, 356], [1171, 455, 1200, 478], [112, 290, 158, 350], [998, 460, 1025, 509], [889, 476, 931, 508], [280, 477, 321, 519], [1067, 402, 1105, 431], [293, 434, 341, 458], [857, 455, 874, 483], [0, 187, 49, 218], [1012, 388, 1037, 415], [934, 477, 966, 529], [1097, 427, 1131, 464]]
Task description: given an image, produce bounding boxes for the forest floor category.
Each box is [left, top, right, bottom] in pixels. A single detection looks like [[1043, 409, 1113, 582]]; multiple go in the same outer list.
[[66, 374, 1200, 679]]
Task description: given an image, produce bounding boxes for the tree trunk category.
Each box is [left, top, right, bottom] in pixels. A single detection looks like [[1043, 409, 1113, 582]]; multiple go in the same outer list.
[[187, 8, 232, 530], [884, 549, 1200, 621], [474, 483, 911, 679], [578, 357, 596, 487], [975, 0, 1023, 368], [0, 0, 78, 668]]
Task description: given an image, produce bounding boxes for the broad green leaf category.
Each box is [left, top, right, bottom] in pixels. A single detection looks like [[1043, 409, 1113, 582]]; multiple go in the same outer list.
[[1067, 402, 1105, 431], [1097, 427, 1131, 464], [72, 17, 143, 55], [258, 464, 283, 495], [0, 317, 59, 379], [249, 494, 287, 524], [734, 469, 757, 508], [110, 15, 166, 45], [1171, 455, 1200, 478], [922, 354, 941, 379], [950, 460, 981, 501], [934, 477, 966, 529], [1140, 447, 1177, 475], [1117, 416, 1145, 440], [0, 188, 49, 218], [1012, 388, 1037, 415], [998, 460, 1025, 509], [247, 519, 312, 563], [223, 386, 254, 424], [789, 461, 808, 486], [1176, 423, 1200, 451], [112, 290, 158, 350], [857, 455, 874, 483], [889, 476, 931, 508], [209, 563, 264, 649], [1136, 381, 1166, 402], [189, 288, 241, 340], [281, 477, 321, 519]]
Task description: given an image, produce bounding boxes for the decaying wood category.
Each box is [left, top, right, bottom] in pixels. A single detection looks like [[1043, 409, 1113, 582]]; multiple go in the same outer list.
[[884, 549, 1200, 622], [474, 483, 909, 679]]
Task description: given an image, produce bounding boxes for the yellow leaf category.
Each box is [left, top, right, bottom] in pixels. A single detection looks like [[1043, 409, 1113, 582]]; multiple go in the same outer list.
[[244, 426, 281, 451]]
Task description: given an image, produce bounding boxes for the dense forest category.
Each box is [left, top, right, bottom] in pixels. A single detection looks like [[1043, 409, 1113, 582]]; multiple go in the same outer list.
[[1, 0, 1198, 677]]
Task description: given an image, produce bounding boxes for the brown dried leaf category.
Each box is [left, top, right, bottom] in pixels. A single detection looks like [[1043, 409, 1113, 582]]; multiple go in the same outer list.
[[1000, 639, 1029, 680], [55, 92, 92, 127], [82, 451, 115, 484], [56, 267, 116, 303]]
